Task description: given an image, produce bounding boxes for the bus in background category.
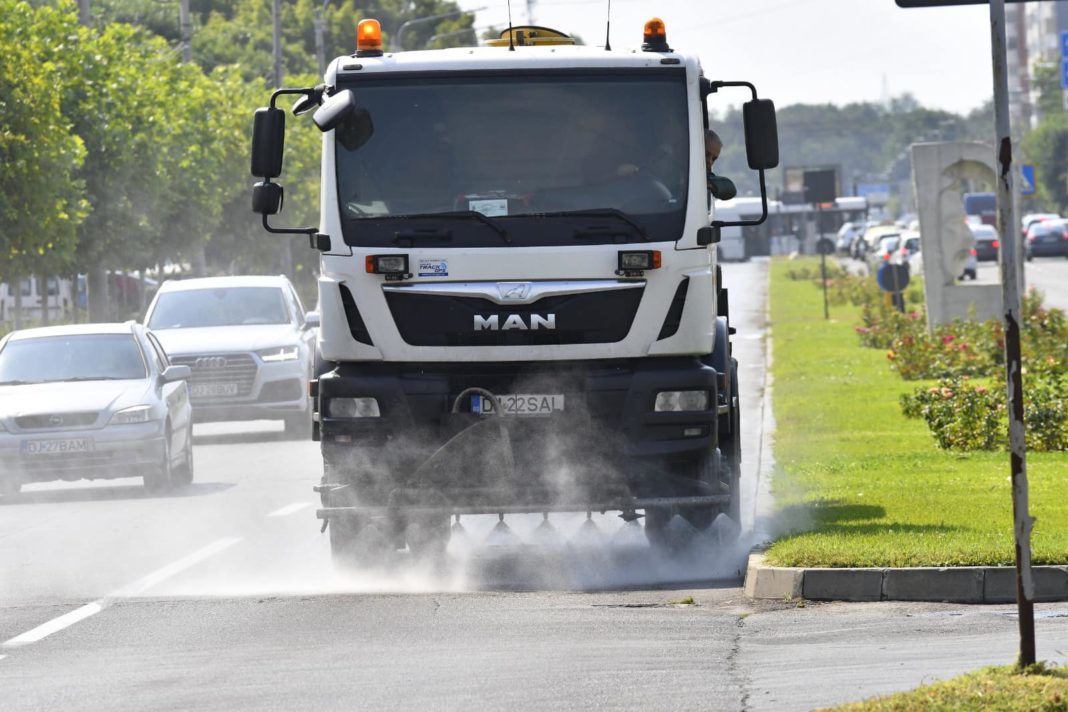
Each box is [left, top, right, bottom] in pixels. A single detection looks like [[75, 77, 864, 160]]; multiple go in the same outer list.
[[714, 197, 787, 261], [964, 191, 996, 227]]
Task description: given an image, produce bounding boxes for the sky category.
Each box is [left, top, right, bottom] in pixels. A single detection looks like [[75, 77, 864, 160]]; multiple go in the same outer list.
[[455, 0, 999, 115]]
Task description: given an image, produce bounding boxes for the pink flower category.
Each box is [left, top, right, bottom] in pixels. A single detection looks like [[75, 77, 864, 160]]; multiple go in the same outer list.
[[942, 335, 955, 345], [940, 387, 954, 398]]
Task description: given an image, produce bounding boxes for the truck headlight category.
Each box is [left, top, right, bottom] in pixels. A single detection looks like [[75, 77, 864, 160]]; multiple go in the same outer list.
[[327, 397, 380, 418], [654, 390, 709, 412], [110, 405, 154, 425], [258, 346, 300, 362]]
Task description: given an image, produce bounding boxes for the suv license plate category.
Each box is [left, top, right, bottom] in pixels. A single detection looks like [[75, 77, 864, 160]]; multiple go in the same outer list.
[[191, 382, 239, 398], [21, 437, 94, 455], [474, 394, 564, 416]]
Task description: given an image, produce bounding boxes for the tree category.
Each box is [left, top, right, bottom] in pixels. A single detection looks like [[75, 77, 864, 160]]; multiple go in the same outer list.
[[1023, 113, 1068, 213], [0, 0, 87, 314]]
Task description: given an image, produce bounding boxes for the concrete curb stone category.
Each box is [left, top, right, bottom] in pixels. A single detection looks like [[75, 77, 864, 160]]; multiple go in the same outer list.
[[744, 553, 1068, 603]]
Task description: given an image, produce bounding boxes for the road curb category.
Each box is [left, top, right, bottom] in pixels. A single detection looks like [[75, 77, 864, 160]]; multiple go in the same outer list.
[[743, 553, 1068, 603]]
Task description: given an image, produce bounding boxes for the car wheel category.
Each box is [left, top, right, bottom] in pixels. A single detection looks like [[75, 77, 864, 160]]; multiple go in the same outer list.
[[1, 479, 21, 501], [144, 428, 173, 493], [172, 432, 194, 487]]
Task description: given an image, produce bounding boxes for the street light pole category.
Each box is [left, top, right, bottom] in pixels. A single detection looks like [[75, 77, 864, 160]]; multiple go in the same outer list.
[[314, 0, 330, 76], [179, 0, 192, 63], [393, 8, 485, 52]]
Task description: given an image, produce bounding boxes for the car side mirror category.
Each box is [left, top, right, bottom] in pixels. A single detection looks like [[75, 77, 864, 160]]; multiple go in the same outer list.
[[742, 98, 779, 170], [303, 311, 321, 330], [161, 365, 192, 383]]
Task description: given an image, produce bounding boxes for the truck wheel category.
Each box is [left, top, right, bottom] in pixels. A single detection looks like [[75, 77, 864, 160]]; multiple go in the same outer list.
[[644, 450, 719, 552], [718, 358, 742, 524], [322, 464, 400, 569]]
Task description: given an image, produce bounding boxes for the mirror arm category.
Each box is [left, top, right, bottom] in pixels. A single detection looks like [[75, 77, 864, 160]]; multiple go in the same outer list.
[[711, 169, 770, 229], [708, 80, 759, 101], [270, 86, 321, 112], [261, 212, 317, 237]]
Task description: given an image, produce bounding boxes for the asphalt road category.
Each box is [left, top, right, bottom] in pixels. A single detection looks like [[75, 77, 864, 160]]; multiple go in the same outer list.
[[2, 258, 1066, 712], [975, 253, 1068, 311]]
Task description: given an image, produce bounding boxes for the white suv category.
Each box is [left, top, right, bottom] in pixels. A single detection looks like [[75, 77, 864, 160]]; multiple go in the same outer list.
[[143, 276, 318, 437]]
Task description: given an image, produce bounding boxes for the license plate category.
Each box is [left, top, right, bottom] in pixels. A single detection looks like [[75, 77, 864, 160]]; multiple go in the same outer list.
[[473, 394, 565, 416], [20, 437, 94, 455], [191, 382, 239, 398]]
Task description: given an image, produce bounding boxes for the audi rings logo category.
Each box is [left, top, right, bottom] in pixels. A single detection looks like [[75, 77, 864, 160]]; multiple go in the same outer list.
[[48, 414, 64, 426], [195, 356, 227, 370]]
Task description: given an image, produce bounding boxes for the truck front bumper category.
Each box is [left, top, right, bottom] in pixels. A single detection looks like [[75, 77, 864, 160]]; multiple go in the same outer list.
[[317, 357, 719, 465]]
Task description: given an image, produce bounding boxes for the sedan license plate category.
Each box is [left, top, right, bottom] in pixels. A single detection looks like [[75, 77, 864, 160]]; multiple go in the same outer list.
[[474, 394, 565, 416], [191, 382, 239, 398], [20, 437, 94, 455]]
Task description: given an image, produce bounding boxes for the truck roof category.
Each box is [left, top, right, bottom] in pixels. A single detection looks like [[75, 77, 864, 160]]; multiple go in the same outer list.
[[330, 44, 699, 80]]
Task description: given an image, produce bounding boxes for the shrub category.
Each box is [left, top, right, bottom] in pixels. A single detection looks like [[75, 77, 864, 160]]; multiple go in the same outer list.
[[900, 370, 1068, 451]]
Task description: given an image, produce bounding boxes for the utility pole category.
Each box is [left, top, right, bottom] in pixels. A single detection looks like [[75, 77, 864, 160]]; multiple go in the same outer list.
[[271, 0, 293, 278], [179, 0, 192, 63], [990, 0, 1035, 669], [77, 0, 90, 26], [896, 0, 1035, 670]]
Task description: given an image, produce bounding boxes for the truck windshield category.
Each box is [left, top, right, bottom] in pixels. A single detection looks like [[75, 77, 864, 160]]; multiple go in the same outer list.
[[334, 71, 689, 247]]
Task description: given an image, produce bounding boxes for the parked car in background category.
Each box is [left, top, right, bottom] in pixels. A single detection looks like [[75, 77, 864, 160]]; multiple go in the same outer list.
[[1021, 212, 1060, 239], [835, 221, 865, 255], [855, 225, 901, 261], [1024, 218, 1068, 260], [970, 224, 1000, 262], [143, 276, 319, 438], [0, 322, 193, 498]]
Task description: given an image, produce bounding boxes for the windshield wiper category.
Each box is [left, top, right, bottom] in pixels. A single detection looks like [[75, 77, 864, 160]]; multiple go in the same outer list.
[[390, 211, 511, 244], [0, 380, 30, 386], [43, 377, 127, 383], [538, 208, 650, 242]]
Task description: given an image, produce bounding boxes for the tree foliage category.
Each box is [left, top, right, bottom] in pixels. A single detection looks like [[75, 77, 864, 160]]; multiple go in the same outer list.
[[0, 0, 87, 284]]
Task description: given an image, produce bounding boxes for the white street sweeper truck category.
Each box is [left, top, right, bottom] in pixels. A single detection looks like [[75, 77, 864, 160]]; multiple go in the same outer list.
[[249, 17, 779, 565]]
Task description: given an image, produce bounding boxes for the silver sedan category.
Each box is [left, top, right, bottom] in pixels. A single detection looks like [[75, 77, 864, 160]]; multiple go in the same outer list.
[[0, 322, 193, 498]]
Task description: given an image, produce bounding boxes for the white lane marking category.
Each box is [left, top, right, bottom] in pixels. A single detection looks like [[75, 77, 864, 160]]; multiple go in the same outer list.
[[111, 537, 242, 598], [2, 537, 241, 649], [4, 602, 105, 648], [268, 502, 310, 517]]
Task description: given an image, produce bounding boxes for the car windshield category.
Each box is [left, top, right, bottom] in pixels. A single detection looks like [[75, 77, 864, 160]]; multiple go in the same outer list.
[[879, 236, 900, 251], [148, 287, 289, 329], [0, 334, 146, 384], [334, 71, 689, 247], [972, 226, 996, 240]]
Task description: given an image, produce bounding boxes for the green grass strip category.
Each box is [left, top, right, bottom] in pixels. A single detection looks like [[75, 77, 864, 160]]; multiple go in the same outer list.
[[826, 663, 1068, 711], [765, 257, 1068, 568]]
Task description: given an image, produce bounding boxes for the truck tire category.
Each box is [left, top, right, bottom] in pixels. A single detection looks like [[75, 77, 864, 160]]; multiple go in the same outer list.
[[644, 449, 719, 552], [322, 463, 402, 569], [719, 358, 742, 524]]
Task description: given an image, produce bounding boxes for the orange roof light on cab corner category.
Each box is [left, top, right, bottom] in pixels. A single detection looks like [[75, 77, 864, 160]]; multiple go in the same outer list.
[[356, 18, 383, 57], [642, 17, 671, 52]]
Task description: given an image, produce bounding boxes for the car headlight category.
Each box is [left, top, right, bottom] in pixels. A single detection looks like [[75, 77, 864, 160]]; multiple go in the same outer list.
[[327, 397, 380, 418], [258, 346, 300, 362], [110, 405, 154, 425], [654, 390, 709, 412]]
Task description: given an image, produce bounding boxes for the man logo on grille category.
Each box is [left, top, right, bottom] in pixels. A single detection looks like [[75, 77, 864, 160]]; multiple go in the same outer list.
[[473, 314, 556, 331], [48, 414, 64, 426]]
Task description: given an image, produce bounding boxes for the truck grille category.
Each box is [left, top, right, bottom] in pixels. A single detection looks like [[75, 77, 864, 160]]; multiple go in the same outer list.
[[171, 353, 258, 403], [384, 287, 644, 346], [16, 412, 99, 430]]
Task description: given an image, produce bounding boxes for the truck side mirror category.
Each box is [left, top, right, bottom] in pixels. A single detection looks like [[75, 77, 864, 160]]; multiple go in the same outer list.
[[252, 182, 283, 215], [251, 107, 286, 178], [313, 89, 357, 132], [742, 98, 779, 171]]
